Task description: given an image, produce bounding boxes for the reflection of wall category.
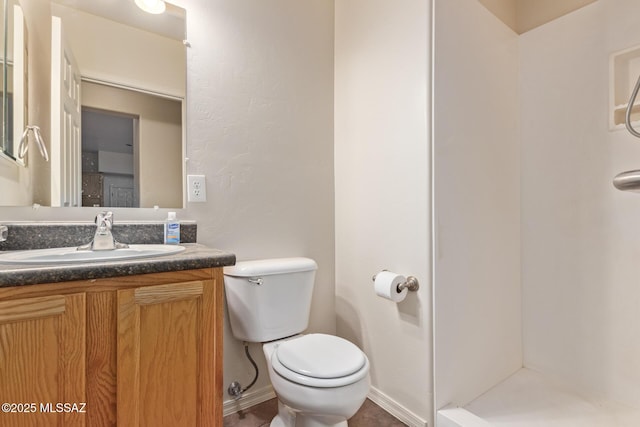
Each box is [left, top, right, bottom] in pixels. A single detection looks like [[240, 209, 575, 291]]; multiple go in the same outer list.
[[20, 0, 52, 206], [52, 3, 185, 98], [0, 155, 31, 205], [82, 82, 182, 208], [98, 151, 133, 176]]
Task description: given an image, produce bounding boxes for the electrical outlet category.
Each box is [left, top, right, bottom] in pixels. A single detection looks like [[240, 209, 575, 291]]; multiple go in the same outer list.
[[187, 175, 207, 202]]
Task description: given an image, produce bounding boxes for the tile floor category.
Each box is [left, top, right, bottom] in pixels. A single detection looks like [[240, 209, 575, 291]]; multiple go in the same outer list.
[[223, 398, 407, 427]]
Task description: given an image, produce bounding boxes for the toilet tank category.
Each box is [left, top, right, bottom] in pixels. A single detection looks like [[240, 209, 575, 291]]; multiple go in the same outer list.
[[223, 257, 318, 342]]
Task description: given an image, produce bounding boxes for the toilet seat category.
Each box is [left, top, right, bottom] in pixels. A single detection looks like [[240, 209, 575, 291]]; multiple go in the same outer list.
[[271, 334, 369, 388]]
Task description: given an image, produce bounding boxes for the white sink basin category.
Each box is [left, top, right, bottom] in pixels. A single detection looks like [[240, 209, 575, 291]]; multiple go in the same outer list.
[[0, 244, 186, 264]]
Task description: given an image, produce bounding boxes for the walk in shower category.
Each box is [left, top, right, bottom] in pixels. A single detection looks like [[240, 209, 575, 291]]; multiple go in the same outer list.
[[434, 0, 640, 425]]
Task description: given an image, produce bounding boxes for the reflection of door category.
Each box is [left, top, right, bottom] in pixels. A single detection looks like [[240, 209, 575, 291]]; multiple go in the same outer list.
[[110, 185, 133, 207], [51, 15, 81, 207]]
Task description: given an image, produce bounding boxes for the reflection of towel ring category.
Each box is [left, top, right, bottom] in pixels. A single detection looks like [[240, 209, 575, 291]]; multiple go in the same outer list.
[[18, 125, 49, 162]]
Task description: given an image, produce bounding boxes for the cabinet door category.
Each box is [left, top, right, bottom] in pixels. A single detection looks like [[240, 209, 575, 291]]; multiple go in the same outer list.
[[0, 293, 86, 427], [117, 280, 219, 427]]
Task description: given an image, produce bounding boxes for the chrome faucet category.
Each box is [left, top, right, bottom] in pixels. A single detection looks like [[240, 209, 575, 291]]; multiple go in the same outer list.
[[0, 225, 7, 242], [78, 211, 129, 251]]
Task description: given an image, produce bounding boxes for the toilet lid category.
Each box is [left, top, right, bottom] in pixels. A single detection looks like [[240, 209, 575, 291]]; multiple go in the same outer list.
[[274, 334, 366, 379]]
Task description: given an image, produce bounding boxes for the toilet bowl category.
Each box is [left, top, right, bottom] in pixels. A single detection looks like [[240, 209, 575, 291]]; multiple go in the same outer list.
[[223, 258, 371, 427], [263, 334, 370, 427]]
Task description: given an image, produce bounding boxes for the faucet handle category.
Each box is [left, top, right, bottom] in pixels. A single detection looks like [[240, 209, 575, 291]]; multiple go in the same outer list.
[[0, 225, 7, 242], [95, 211, 113, 229]]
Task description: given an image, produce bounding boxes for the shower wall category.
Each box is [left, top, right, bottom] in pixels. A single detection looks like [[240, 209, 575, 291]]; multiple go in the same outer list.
[[521, 0, 640, 407], [434, 0, 521, 410], [436, 0, 640, 413]]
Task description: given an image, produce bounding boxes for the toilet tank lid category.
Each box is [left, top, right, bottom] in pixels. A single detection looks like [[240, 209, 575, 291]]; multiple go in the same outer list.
[[223, 257, 317, 277]]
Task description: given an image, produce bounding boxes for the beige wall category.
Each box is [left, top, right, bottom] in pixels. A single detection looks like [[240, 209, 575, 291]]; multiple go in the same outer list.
[[335, 0, 432, 425], [82, 82, 182, 208]]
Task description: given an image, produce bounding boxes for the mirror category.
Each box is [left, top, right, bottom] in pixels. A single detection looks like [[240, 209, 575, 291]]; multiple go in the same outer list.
[[0, 0, 186, 208], [0, 0, 26, 165]]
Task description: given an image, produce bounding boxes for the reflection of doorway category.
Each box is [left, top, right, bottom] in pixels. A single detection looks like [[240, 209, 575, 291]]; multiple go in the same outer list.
[[81, 81, 183, 208], [81, 108, 139, 207]]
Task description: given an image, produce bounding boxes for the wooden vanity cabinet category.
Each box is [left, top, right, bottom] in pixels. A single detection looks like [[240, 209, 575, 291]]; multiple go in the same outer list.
[[0, 293, 86, 427], [0, 268, 224, 427]]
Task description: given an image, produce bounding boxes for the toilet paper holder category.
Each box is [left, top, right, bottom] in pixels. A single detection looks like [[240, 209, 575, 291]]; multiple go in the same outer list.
[[372, 271, 420, 292]]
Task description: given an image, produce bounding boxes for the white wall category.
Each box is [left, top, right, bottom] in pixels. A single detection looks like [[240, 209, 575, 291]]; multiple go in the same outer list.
[[334, 1, 432, 425], [433, 0, 521, 410], [0, 0, 335, 406], [521, 0, 640, 407]]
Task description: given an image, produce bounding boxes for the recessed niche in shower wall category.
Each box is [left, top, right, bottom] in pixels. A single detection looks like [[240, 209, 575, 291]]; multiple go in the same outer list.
[[610, 44, 640, 129]]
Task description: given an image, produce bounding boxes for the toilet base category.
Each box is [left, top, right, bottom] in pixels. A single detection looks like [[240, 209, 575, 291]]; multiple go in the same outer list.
[[270, 400, 349, 427], [270, 401, 295, 427], [270, 414, 348, 427]]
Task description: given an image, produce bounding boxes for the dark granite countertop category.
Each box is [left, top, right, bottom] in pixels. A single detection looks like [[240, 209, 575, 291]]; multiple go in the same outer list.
[[0, 243, 236, 287]]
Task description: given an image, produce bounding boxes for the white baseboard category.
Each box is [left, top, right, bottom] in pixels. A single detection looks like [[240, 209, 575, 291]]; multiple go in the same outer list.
[[222, 383, 429, 426], [368, 386, 429, 427], [223, 384, 276, 417]]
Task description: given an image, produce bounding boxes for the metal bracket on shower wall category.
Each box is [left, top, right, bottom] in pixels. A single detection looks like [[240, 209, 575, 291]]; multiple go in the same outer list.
[[612, 72, 640, 192], [625, 73, 640, 138]]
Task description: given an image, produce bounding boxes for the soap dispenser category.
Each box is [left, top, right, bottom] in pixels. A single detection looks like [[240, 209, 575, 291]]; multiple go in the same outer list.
[[164, 212, 180, 244]]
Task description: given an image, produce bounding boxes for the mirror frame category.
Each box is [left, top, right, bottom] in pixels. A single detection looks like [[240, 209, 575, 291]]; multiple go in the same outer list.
[[1, 0, 26, 166]]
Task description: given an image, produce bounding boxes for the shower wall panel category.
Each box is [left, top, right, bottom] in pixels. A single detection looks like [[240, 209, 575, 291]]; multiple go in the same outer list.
[[434, 0, 521, 411], [520, 0, 640, 408]]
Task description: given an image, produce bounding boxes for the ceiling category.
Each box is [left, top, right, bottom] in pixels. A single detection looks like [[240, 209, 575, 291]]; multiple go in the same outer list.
[[478, 0, 598, 34], [51, 0, 185, 40]]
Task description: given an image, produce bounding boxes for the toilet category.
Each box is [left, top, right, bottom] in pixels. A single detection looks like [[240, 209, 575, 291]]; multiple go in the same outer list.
[[223, 257, 370, 427]]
